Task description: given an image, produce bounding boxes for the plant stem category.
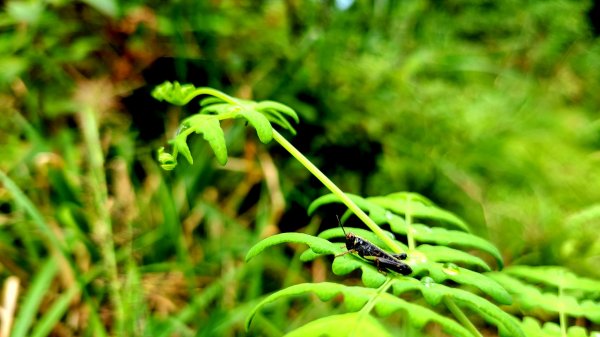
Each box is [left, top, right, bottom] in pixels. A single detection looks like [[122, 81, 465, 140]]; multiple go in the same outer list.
[[272, 130, 405, 254], [443, 296, 483, 337], [79, 107, 124, 334], [350, 278, 394, 337], [360, 278, 394, 315], [558, 278, 567, 337], [404, 195, 416, 251]]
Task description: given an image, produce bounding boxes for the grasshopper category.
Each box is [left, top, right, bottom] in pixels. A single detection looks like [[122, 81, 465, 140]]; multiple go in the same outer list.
[[337, 219, 412, 276]]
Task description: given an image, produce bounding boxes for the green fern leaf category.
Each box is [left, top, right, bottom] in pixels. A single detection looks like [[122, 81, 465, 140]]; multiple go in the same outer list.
[[520, 317, 592, 337], [387, 215, 503, 268], [283, 313, 394, 337], [199, 96, 226, 106], [262, 109, 297, 135], [181, 115, 228, 165], [196, 100, 274, 143], [417, 244, 491, 271], [198, 102, 231, 115], [308, 193, 389, 223], [487, 272, 600, 323], [368, 193, 470, 232], [157, 147, 177, 170], [331, 254, 388, 287], [247, 282, 475, 337], [392, 278, 525, 337], [421, 262, 511, 304], [245, 233, 339, 262], [504, 266, 600, 295], [235, 107, 273, 143], [256, 100, 300, 123], [151, 81, 197, 106], [169, 133, 193, 164]]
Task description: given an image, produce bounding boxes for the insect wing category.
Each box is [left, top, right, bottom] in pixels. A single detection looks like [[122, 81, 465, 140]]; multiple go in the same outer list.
[[377, 256, 412, 275]]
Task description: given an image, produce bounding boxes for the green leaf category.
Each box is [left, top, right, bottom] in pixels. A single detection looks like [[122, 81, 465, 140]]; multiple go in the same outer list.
[[234, 106, 273, 143], [262, 109, 297, 135], [424, 263, 511, 304], [247, 282, 475, 337], [487, 272, 600, 323], [331, 254, 388, 288], [308, 193, 389, 224], [392, 278, 525, 337], [29, 285, 80, 337], [245, 233, 339, 262], [388, 215, 503, 269], [503, 266, 600, 295], [520, 317, 591, 337], [11, 258, 59, 337], [368, 192, 470, 232], [417, 244, 491, 271], [170, 134, 193, 165], [198, 102, 231, 115], [151, 81, 197, 106], [186, 115, 228, 165], [284, 313, 393, 337], [256, 100, 300, 123], [157, 147, 177, 170], [199, 96, 226, 106]]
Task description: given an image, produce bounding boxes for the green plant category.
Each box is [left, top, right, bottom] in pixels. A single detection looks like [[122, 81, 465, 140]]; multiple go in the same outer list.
[[153, 81, 525, 336], [487, 266, 600, 337]]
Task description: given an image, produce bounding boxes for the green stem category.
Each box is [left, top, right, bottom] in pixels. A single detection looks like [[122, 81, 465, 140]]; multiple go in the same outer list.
[[443, 297, 482, 337], [350, 278, 394, 337], [359, 278, 394, 315], [405, 195, 416, 251], [272, 130, 404, 254], [558, 280, 567, 337], [80, 107, 124, 334], [191, 87, 239, 104]]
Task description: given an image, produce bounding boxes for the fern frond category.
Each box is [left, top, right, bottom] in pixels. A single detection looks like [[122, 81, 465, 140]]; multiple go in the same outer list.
[[153, 82, 298, 170], [392, 278, 524, 337], [504, 266, 600, 296], [308, 193, 503, 267], [246, 282, 475, 337], [520, 317, 594, 337], [283, 313, 394, 337], [488, 272, 600, 323], [368, 193, 470, 232]]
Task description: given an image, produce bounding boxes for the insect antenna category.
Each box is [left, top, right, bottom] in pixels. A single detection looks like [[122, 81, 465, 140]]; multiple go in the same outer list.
[[336, 215, 347, 236]]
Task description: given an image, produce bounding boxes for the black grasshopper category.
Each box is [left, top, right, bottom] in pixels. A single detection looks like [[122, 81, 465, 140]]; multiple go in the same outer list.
[[337, 221, 412, 276]]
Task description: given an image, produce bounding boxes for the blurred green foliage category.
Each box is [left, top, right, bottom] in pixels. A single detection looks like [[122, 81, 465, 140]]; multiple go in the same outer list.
[[1, 0, 600, 336]]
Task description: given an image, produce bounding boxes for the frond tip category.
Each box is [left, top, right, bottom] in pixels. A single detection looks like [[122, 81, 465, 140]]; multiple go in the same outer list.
[[152, 81, 299, 170]]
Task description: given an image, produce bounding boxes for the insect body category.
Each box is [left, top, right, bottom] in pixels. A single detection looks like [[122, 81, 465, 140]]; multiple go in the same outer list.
[[339, 222, 412, 276]]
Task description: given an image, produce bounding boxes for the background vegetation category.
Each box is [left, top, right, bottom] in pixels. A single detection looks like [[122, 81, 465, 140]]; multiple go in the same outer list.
[[1, 0, 600, 336]]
